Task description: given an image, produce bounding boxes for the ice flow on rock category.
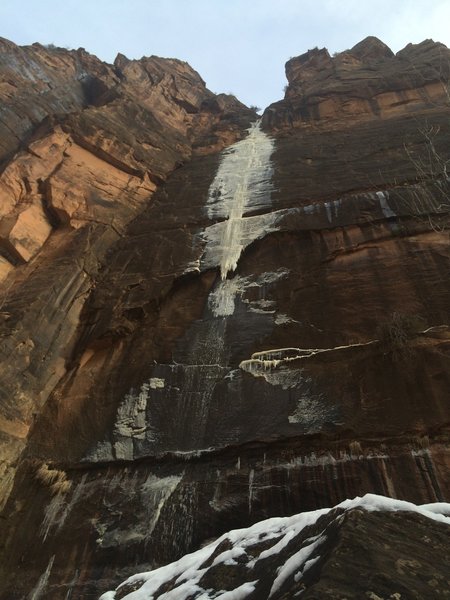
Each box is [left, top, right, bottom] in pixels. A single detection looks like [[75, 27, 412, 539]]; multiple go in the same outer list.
[[205, 120, 275, 280]]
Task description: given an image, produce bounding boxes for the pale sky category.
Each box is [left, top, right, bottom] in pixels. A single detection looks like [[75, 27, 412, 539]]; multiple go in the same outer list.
[[1, 0, 450, 109]]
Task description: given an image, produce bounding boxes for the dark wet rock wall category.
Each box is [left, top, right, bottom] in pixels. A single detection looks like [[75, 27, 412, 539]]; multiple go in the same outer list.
[[0, 36, 449, 599]]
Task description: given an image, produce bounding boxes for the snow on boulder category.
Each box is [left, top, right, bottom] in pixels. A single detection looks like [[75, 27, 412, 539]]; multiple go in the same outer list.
[[99, 493, 450, 600]]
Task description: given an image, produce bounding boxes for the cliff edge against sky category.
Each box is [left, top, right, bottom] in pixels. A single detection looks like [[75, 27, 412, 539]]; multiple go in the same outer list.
[[0, 35, 449, 599]]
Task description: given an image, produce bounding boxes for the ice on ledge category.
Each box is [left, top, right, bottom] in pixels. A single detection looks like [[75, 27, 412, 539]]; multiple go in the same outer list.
[[240, 341, 378, 378]]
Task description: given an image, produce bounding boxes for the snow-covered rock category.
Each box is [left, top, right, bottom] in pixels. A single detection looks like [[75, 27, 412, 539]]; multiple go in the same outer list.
[[100, 494, 450, 600]]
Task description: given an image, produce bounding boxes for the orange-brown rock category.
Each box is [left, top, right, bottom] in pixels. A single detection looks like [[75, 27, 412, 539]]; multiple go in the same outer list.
[[263, 37, 450, 130], [0, 36, 449, 600], [0, 37, 255, 519], [0, 37, 118, 164]]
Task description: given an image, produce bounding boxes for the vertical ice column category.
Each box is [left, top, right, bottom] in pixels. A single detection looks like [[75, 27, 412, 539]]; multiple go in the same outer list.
[[206, 121, 275, 280]]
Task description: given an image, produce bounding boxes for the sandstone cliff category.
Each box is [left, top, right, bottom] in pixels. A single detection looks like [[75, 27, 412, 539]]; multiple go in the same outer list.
[[0, 36, 254, 506], [0, 36, 449, 599]]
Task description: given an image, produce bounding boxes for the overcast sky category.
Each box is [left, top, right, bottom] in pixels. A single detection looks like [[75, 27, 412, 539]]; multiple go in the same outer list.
[[1, 0, 450, 109]]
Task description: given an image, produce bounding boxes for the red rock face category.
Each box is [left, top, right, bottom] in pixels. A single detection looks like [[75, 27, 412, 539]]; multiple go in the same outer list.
[[0, 36, 449, 599], [264, 36, 450, 130], [0, 38, 254, 511]]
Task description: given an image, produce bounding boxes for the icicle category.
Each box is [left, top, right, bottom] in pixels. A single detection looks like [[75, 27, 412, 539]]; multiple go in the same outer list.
[[248, 469, 255, 514]]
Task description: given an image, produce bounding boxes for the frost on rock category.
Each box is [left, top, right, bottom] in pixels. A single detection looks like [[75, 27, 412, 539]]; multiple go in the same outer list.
[[95, 473, 183, 549], [274, 313, 298, 326], [287, 394, 334, 431], [87, 380, 159, 462], [246, 299, 276, 314], [208, 277, 245, 317], [40, 474, 88, 542], [99, 494, 450, 600]]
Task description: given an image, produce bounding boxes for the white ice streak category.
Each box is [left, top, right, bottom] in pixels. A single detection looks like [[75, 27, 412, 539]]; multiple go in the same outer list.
[[324, 202, 333, 223], [97, 474, 183, 548], [281, 450, 387, 470], [28, 555, 55, 600], [40, 474, 88, 541], [248, 468, 255, 514], [100, 494, 450, 600], [208, 278, 243, 317], [202, 212, 280, 276], [140, 474, 182, 535], [376, 191, 396, 218], [204, 121, 275, 280]]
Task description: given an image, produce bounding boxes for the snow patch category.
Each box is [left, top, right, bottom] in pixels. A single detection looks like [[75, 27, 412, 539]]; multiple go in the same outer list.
[[40, 475, 87, 541], [100, 493, 450, 600], [269, 536, 324, 597], [213, 582, 257, 599]]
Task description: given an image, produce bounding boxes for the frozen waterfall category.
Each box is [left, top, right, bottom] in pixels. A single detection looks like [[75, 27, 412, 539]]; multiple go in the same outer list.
[[88, 121, 277, 458], [205, 120, 275, 279]]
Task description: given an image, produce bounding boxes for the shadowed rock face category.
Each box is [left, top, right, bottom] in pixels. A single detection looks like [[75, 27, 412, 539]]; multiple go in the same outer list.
[[0, 36, 449, 599]]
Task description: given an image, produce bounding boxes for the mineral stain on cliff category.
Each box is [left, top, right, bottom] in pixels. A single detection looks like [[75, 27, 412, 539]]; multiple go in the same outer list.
[[0, 35, 449, 599]]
